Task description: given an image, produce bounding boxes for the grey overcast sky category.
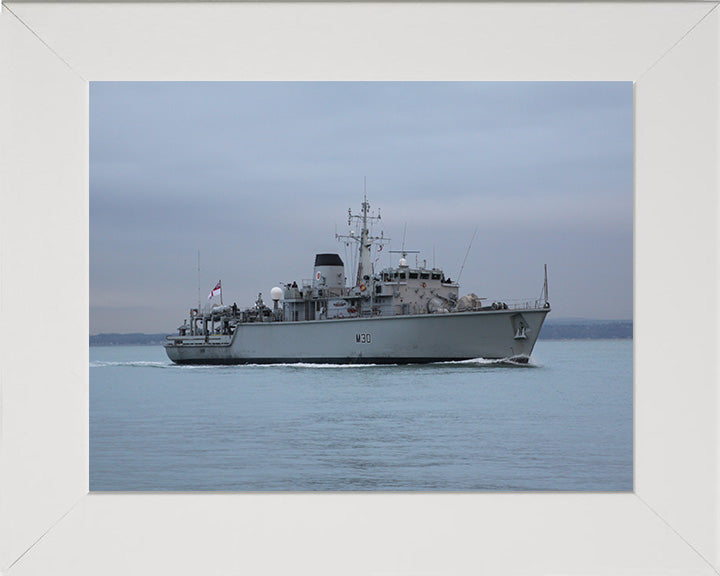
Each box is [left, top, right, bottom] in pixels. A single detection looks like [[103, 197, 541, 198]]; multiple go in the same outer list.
[[90, 82, 632, 334]]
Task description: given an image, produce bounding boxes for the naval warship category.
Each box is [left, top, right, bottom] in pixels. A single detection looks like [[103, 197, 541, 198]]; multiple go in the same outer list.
[[165, 197, 550, 364]]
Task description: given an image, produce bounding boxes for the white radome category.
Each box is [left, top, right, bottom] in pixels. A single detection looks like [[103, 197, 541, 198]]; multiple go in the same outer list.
[[270, 286, 283, 301]]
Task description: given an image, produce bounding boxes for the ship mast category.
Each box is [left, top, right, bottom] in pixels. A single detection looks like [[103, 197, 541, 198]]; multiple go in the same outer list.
[[356, 196, 371, 286], [336, 195, 387, 287]]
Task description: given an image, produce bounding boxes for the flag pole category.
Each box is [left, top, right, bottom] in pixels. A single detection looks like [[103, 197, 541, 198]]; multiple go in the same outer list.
[[197, 250, 201, 311], [220, 280, 223, 305]]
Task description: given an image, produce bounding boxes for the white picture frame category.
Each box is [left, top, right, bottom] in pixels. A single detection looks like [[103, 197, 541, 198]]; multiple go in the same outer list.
[[1, 2, 718, 574]]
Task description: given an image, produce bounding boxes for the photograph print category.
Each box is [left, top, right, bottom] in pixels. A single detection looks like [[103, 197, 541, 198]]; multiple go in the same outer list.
[[90, 81, 632, 491]]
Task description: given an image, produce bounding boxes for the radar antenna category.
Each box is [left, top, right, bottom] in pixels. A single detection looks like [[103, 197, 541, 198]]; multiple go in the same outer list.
[[388, 223, 420, 266]]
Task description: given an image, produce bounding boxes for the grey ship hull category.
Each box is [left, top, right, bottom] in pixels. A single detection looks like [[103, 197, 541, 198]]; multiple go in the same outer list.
[[164, 307, 549, 365]]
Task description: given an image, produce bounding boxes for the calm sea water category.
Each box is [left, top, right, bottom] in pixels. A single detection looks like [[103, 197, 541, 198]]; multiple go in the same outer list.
[[90, 340, 632, 491]]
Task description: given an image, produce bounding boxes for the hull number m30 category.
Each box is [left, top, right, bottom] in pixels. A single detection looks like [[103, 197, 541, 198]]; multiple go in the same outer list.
[[356, 333, 372, 344]]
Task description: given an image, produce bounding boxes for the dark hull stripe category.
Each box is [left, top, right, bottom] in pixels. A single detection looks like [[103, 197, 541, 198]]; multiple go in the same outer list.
[[168, 355, 529, 365]]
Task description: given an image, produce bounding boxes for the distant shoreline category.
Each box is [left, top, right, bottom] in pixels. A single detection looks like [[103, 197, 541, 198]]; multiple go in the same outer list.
[[90, 320, 632, 346]]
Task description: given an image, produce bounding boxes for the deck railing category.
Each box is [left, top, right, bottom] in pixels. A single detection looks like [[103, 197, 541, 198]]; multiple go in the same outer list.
[[455, 298, 549, 313]]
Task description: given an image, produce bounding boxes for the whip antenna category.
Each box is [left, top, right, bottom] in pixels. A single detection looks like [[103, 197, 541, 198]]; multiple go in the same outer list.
[[457, 226, 478, 284]]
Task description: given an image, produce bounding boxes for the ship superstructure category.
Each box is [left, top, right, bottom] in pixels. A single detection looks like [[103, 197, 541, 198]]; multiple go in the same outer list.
[[165, 197, 550, 364]]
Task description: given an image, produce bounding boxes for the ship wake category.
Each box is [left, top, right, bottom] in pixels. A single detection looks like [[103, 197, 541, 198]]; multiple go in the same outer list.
[[90, 360, 175, 369], [90, 358, 539, 369], [437, 356, 538, 368]]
